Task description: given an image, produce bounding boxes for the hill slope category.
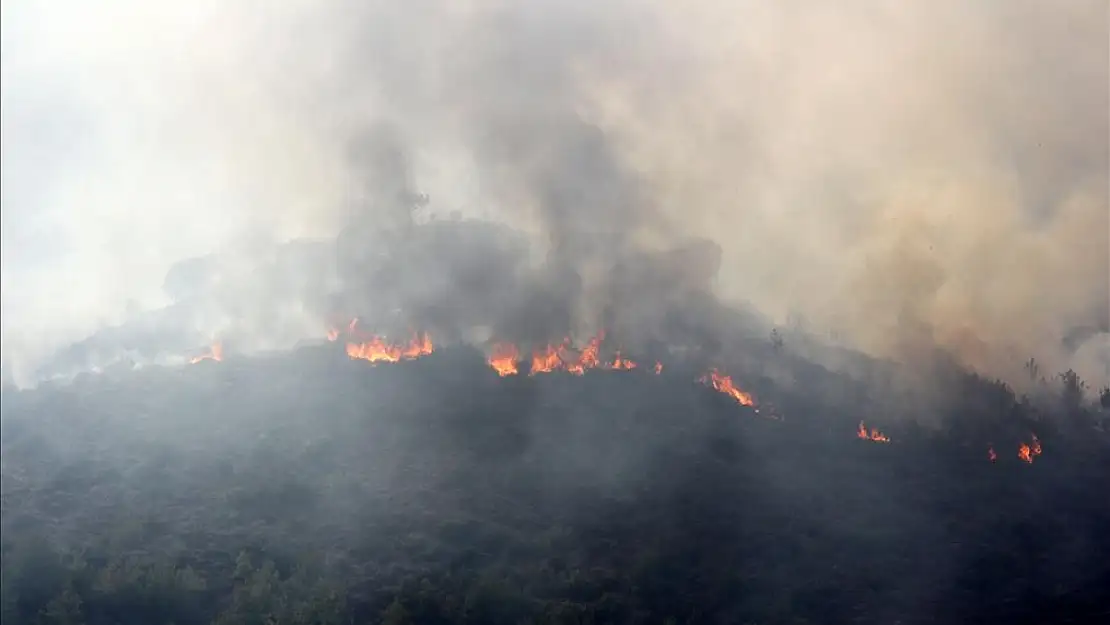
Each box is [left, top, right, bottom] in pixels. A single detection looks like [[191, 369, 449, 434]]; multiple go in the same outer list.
[[2, 345, 1109, 624]]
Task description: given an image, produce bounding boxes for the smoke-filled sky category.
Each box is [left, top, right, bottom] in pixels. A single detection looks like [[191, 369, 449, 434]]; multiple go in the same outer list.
[[2, 0, 1108, 386]]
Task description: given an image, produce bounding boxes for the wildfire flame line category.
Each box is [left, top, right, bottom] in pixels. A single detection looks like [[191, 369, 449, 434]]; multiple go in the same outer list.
[[481, 332, 658, 378], [481, 337, 761, 414], [331, 325, 720, 401], [182, 323, 1037, 463], [346, 332, 434, 364]]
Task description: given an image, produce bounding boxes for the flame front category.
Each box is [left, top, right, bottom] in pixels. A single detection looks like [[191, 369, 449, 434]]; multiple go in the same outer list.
[[190, 342, 223, 364], [1018, 433, 1042, 463], [701, 368, 756, 407], [857, 421, 890, 443], [334, 325, 758, 417], [207, 322, 1055, 457], [488, 343, 520, 377], [477, 332, 649, 377], [347, 332, 434, 364], [183, 325, 1060, 464]]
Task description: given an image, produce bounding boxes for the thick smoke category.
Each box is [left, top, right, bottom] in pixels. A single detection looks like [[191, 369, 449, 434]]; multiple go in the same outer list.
[[2, 0, 1107, 388]]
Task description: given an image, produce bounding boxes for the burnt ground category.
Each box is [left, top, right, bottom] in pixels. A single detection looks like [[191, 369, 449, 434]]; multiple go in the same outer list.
[[2, 344, 1109, 624]]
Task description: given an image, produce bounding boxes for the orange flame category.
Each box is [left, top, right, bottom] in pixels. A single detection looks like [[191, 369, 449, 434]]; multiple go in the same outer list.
[[523, 332, 648, 375], [701, 368, 756, 407], [988, 445, 997, 463], [856, 421, 890, 443], [1018, 444, 1032, 463], [335, 326, 762, 420], [611, 351, 637, 370], [530, 343, 563, 375], [488, 343, 520, 377], [190, 342, 224, 364], [1018, 433, 1042, 463], [566, 333, 603, 375], [346, 332, 433, 364]]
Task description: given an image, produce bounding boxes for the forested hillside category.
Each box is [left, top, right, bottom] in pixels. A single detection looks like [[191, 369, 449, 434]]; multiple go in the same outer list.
[[2, 345, 1109, 624]]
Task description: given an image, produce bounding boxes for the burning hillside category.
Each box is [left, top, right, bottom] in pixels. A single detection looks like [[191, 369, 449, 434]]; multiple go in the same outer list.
[[486, 331, 655, 378], [3, 1, 1105, 621], [186, 321, 1067, 464], [3, 330, 1107, 625], [12, 171, 1083, 474], [322, 320, 755, 405], [345, 333, 434, 364]]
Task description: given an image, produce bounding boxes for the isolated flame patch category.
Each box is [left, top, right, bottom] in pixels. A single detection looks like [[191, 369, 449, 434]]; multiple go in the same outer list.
[[1018, 433, 1042, 464], [857, 421, 890, 443], [700, 368, 756, 407]]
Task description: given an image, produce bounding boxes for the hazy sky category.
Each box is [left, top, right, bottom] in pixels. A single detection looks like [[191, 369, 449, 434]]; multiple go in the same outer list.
[[2, 0, 1107, 386]]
